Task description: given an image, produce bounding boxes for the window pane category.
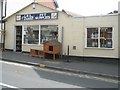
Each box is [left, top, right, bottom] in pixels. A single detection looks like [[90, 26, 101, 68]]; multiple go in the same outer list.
[[24, 25, 39, 44], [100, 27, 112, 48], [87, 28, 98, 47], [41, 25, 58, 43]]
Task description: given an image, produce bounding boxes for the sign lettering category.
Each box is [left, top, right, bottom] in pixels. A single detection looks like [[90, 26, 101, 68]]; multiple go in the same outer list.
[[16, 12, 58, 21]]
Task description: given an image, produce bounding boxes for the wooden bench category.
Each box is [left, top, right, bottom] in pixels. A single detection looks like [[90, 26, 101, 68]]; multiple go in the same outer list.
[[30, 49, 44, 58], [38, 50, 44, 58]]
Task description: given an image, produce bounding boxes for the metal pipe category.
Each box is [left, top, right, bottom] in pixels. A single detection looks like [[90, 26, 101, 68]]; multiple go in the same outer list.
[[3, 20, 5, 50], [60, 26, 64, 58], [3, 0, 7, 50], [0, 0, 7, 50], [67, 45, 69, 56], [0, 0, 3, 46], [66, 45, 70, 62]]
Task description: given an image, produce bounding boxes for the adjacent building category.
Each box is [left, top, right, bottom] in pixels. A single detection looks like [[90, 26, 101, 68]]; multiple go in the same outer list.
[[4, 2, 119, 59], [118, 1, 120, 59]]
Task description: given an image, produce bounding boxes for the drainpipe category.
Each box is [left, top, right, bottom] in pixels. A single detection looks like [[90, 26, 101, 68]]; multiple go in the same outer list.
[[61, 26, 64, 58], [66, 45, 70, 62], [0, 0, 7, 50], [3, 0, 7, 50], [0, 0, 3, 49]]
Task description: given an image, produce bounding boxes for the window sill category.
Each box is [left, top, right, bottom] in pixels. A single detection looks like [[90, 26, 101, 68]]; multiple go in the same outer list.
[[85, 47, 114, 50], [22, 44, 43, 46]]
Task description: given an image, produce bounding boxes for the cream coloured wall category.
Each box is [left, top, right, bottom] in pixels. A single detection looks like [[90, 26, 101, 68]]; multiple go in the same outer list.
[[83, 15, 118, 58], [59, 14, 119, 58], [22, 44, 43, 52], [5, 15, 16, 50], [62, 17, 85, 56]]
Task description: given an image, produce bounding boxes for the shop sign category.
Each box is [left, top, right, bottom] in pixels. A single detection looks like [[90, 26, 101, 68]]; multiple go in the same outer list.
[[16, 12, 58, 21]]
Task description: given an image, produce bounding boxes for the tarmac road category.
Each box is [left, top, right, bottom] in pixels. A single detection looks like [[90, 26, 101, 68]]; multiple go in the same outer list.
[[0, 60, 118, 89]]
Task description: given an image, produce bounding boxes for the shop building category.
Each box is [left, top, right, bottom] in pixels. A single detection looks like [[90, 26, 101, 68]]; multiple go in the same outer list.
[[4, 2, 119, 59]]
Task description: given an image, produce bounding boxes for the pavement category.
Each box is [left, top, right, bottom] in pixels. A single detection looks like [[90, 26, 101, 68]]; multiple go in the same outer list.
[[0, 50, 119, 80]]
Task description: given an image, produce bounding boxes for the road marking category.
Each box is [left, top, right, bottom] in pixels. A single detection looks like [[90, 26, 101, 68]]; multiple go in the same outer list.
[[0, 83, 18, 88], [0, 60, 33, 68]]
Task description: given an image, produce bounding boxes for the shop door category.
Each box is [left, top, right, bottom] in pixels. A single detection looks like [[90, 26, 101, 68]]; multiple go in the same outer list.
[[16, 26, 22, 52]]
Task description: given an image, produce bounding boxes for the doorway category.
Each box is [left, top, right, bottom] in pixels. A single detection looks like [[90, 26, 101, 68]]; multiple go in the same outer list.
[[16, 26, 22, 52]]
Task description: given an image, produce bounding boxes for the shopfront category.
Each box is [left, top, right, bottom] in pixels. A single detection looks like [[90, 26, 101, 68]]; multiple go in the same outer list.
[[4, 2, 119, 59]]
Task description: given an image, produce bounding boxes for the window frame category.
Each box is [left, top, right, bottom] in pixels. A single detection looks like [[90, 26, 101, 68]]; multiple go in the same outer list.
[[85, 26, 114, 49]]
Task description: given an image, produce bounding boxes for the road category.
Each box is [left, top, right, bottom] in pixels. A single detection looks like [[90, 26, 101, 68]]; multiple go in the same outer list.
[[0, 60, 118, 89]]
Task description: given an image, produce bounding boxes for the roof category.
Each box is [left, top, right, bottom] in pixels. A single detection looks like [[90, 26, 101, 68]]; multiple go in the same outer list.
[[45, 40, 61, 45], [62, 9, 83, 17], [37, 0, 59, 9], [62, 9, 118, 18], [84, 13, 118, 18]]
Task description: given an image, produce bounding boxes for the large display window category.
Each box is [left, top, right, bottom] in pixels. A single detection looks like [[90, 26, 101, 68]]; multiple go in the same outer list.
[[86, 27, 113, 48], [24, 25, 39, 44], [41, 25, 58, 43], [23, 25, 58, 45]]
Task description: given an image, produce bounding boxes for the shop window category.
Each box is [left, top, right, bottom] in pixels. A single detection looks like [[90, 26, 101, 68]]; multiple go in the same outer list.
[[86, 27, 113, 48], [100, 27, 113, 48], [87, 28, 98, 47], [24, 25, 39, 44], [41, 25, 58, 43]]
